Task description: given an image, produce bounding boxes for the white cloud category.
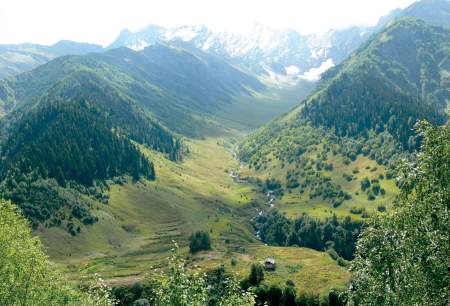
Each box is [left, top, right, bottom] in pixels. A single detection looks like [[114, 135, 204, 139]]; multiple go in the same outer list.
[[299, 59, 335, 81], [0, 0, 416, 46]]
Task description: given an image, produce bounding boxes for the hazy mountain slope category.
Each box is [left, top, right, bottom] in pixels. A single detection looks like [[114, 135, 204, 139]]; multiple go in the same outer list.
[[398, 0, 450, 28], [238, 18, 449, 218], [0, 40, 103, 79], [0, 43, 264, 136]]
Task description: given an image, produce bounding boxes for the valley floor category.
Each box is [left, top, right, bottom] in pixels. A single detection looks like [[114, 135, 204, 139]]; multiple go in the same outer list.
[[38, 135, 349, 294], [33, 81, 353, 295]]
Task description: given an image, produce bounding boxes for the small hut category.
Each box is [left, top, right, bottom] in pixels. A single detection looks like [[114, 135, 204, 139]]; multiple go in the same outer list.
[[264, 257, 276, 271]]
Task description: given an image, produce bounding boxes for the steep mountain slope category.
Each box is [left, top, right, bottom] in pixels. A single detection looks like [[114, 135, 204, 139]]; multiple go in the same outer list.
[[238, 18, 449, 218], [0, 43, 264, 136], [0, 84, 180, 229], [0, 40, 103, 79], [303, 17, 449, 147]]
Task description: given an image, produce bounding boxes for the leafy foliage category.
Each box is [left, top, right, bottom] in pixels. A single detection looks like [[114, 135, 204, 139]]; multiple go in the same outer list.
[[0, 200, 116, 306], [350, 121, 449, 305], [146, 244, 255, 306]]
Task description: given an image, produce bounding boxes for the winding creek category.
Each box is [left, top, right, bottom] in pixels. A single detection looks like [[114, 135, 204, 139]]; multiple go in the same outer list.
[[228, 146, 276, 241]]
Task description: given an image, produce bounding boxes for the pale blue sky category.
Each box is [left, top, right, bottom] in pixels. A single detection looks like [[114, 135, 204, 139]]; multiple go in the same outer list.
[[0, 0, 416, 46]]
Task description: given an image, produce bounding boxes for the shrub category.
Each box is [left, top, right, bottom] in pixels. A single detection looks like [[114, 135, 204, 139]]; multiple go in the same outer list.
[[377, 205, 386, 212], [189, 231, 212, 253], [337, 257, 349, 267], [231, 257, 237, 267], [248, 263, 265, 286], [360, 177, 371, 191], [350, 207, 364, 215], [372, 183, 381, 195]]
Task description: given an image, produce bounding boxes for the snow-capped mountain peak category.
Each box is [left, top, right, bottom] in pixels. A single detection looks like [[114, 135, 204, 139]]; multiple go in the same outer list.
[[108, 21, 370, 80]]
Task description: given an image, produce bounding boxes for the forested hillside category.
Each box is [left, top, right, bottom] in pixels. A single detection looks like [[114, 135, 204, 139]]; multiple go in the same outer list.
[[0, 95, 181, 233], [239, 18, 449, 217], [303, 18, 449, 148]]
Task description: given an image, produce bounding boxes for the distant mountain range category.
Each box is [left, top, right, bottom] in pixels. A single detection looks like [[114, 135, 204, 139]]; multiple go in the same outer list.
[[108, 0, 450, 80], [1, 0, 448, 82], [0, 40, 103, 79]]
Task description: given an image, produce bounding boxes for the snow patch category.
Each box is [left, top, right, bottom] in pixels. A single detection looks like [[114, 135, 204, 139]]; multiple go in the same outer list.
[[129, 40, 149, 51], [299, 59, 334, 81], [164, 27, 199, 42], [202, 36, 214, 50]]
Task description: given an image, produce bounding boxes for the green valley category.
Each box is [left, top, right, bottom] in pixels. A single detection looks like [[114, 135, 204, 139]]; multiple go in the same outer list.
[[35, 136, 349, 295], [0, 1, 449, 305]]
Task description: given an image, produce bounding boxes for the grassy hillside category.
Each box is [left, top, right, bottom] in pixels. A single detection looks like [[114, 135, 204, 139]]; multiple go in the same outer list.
[[239, 121, 401, 219], [0, 42, 269, 234], [0, 98, 181, 232]]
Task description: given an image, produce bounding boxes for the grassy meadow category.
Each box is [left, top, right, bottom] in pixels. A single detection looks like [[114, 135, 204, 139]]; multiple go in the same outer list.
[[239, 141, 398, 220]]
